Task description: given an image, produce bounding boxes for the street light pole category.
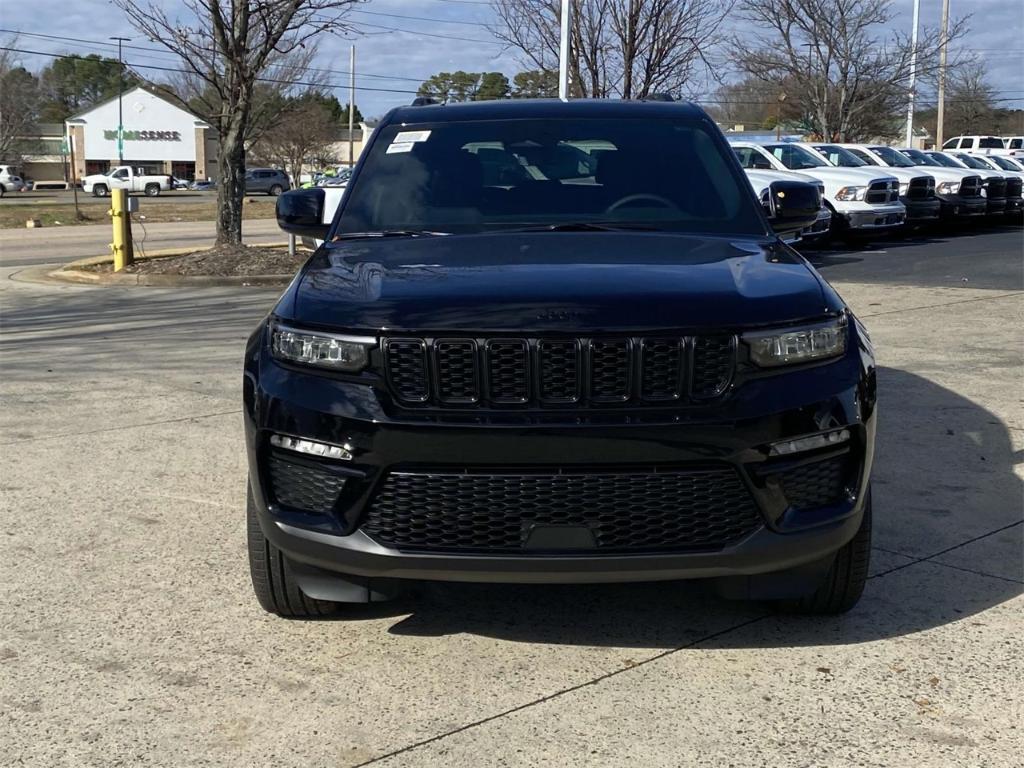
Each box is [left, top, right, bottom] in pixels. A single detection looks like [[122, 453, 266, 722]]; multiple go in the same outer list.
[[935, 0, 951, 147], [558, 0, 572, 101], [110, 37, 130, 165], [904, 0, 921, 148]]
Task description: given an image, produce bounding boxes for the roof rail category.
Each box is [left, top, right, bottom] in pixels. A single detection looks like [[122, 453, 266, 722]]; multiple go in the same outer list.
[[411, 96, 440, 107], [642, 93, 675, 102]]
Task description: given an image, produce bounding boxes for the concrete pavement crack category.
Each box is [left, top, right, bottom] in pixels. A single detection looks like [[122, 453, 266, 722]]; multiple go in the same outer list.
[[870, 519, 1024, 580], [0, 409, 242, 445], [350, 613, 772, 767], [857, 290, 1023, 319]]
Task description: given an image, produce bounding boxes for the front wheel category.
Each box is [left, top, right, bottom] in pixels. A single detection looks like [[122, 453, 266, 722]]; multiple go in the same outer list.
[[778, 489, 873, 615], [247, 486, 341, 618], [92, 184, 109, 198], [269, 184, 283, 196], [144, 183, 161, 197]]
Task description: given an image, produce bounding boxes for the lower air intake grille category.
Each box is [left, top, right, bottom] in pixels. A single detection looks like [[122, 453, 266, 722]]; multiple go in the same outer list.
[[268, 455, 346, 514], [362, 467, 762, 553], [774, 455, 850, 509]]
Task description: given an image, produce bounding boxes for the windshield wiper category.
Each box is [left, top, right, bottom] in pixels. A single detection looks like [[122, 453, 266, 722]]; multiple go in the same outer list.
[[504, 221, 663, 233], [332, 229, 450, 240]]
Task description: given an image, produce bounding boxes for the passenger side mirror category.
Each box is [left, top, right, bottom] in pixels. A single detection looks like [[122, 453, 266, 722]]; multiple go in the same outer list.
[[764, 180, 820, 235], [276, 188, 330, 239]]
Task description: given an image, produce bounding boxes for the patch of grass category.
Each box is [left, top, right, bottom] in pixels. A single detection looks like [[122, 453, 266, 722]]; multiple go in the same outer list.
[[0, 200, 276, 229]]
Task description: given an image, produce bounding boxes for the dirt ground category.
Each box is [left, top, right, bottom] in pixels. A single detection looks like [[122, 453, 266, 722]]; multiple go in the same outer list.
[[81, 244, 308, 276]]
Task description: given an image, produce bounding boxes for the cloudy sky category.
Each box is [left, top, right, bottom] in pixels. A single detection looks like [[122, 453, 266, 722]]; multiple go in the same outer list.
[[2, 0, 1021, 118]]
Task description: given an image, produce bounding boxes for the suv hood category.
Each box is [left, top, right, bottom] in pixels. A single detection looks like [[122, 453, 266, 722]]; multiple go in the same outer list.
[[286, 233, 832, 333]]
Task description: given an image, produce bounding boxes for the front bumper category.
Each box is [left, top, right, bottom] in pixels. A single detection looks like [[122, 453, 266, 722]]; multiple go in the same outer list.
[[837, 202, 906, 230], [244, 328, 877, 587], [985, 196, 1008, 215], [936, 194, 987, 218], [901, 196, 941, 222]]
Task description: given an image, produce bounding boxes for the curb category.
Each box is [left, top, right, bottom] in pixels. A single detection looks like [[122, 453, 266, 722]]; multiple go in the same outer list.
[[45, 243, 300, 288]]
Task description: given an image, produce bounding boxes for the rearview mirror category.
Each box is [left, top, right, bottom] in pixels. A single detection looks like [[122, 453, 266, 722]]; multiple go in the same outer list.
[[764, 180, 821, 235], [276, 188, 330, 239]]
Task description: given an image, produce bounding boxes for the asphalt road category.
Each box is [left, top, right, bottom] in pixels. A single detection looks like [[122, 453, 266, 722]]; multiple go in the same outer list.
[[1, 227, 1021, 767], [0, 219, 287, 267]]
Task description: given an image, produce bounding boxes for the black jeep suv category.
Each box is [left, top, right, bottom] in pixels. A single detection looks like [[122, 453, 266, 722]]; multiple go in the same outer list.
[[245, 99, 876, 618]]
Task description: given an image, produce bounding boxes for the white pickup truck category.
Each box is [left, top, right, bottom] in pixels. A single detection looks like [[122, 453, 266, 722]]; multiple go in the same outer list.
[[82, 166, 173, 197], [729, 141, 905, 236]]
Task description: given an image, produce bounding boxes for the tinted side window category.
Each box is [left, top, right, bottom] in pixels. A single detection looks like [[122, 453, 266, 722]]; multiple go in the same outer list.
[[978, 138, 1004, 149], [732, 147, 772, 169], [942, 139, 958, 149], [1011, 139, 1023, 149]]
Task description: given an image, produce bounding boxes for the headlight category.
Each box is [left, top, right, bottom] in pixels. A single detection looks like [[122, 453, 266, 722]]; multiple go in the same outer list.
[[743, 316, 848, 367], [835, 186, 866, 201], [270, 322, 374, 372], [936, 180, 960, 194], [898, 182, 910, 195]]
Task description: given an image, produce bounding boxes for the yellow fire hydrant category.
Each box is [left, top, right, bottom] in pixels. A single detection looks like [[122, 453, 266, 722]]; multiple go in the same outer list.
[[109, 188, 134, 272]]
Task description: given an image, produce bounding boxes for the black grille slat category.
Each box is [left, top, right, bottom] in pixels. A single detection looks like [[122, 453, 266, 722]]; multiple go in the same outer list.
[[268, 455, 346, 513], [866, 179, 899, 204], [363, 467, 762, 553], [538, 340, 581, 402], [589, 340, 631, 401], [435, 340, 479, 403], [960, 176, 982, 197], [1006, 178, 1022, 197], [485, 340, 529, 403], [907, 177, 934, 199], [641, 338, 684, 401], [769, 455, 850, 510], [382, 334, 735, 408], [385, 339, 429, 402], [691, 336, 735, 398]]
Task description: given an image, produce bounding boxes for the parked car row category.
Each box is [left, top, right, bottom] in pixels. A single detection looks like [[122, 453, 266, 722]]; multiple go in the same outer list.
[[730, 139, 1022, 242], [940, 135, 1024, 158]]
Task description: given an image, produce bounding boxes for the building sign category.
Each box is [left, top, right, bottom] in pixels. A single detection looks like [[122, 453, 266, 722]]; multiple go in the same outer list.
[[102, 129, 182, 142]]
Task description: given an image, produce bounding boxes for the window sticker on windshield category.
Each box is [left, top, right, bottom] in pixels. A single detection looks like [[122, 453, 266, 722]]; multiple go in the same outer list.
[[394, 130, 431, 144], [386, 142, 415, 155]]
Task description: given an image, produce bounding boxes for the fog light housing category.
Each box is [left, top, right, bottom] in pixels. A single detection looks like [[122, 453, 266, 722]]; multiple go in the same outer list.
[[769, 429, 851, 457], [270, 434, 353, 461]]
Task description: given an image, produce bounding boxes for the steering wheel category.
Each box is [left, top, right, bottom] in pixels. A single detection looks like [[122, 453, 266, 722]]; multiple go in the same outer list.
[[605, 193, 680, 214]]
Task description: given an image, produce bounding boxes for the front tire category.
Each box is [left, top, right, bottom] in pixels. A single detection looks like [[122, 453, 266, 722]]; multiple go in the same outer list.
[[247, 486, 341, 618], [269, 184, 283, 196], [778, 489, 873, 615], [92, 184, 109, 198]]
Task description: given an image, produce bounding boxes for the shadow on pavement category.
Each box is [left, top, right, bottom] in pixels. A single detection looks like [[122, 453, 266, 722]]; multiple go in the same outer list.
[[375, 367, 1022, 648]]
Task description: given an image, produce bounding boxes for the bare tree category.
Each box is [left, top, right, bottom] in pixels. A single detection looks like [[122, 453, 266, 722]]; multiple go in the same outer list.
[[730, 0, 967, 142], [490, 0, 731, 99], [112, 0, 358, 246], [0, 39, 40, 162], [943, 61, 995, 137], [251, 96, 339, 185]]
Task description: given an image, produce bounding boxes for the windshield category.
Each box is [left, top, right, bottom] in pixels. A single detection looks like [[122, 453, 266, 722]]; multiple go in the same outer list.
[[954, 154, 993, 170], [990, 156, 1022, 171], [336, 118, 764, 236], [763, 143, 827, 170], [928, 153, 963, 169], [869, 146, 916, 167], [813, 145, 867, 167], [901, 149, 939, 166]]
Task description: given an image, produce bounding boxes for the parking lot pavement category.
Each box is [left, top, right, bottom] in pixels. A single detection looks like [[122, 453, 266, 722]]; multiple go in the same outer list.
[[1, 227, 1021, 767]]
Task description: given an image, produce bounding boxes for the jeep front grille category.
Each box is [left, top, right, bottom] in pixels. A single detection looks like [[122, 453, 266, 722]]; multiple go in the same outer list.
[[381, 334, 736, 408]]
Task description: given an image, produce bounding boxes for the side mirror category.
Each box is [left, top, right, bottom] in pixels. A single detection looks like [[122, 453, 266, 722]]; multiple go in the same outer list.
[[764, 180, 821, 235], [276, 188, 330, 239]]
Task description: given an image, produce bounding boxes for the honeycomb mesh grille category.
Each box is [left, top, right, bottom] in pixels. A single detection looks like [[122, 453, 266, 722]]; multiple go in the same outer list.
[[538, 340, 580, 402], [268, 455, 346, 513], [486, 340, 529, 403], [382, 335, 735, 407], [435, 340, 479, 403], [641, 339, 684, 400], [775, 455, 850, 509], [589, 340, 631, 401], [362, 467, 762, 553], [691, 336, 735, 398], [385, 340, 429, 402]]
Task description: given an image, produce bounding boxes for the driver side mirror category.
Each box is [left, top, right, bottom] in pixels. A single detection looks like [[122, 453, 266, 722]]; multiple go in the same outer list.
[[763, 180, 821, 235], [276, 188, 330, 239]]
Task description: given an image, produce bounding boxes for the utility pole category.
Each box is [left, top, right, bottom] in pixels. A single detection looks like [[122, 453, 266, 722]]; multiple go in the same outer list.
[[935, 0, 951, 147], [904, 0, 921, 148], [110, 36, 130, 164], [558, 0, 572, 100], [348, 45, 356, 168]]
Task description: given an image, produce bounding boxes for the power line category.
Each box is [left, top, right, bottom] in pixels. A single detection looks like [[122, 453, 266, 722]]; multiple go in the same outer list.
[[0, 46, 421, 94], [351, 9, 486, 26], [354, 21, 502, 45]]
